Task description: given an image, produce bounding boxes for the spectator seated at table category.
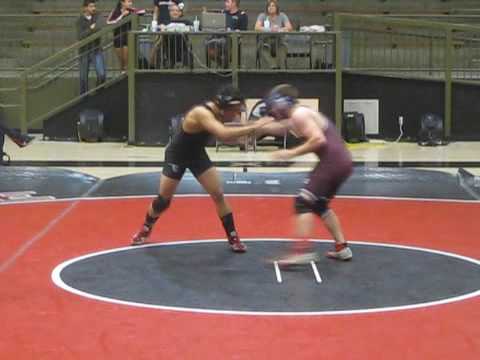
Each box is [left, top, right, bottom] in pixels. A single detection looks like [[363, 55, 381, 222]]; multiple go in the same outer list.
[[254, 0, 292, 69], [151, 3, 193, 68], [205, 0, 248, 69]]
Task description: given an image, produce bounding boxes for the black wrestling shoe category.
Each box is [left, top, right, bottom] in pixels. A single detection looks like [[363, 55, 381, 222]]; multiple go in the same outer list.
[[12, 134, 34, 148], [1, 152, 11, 165]]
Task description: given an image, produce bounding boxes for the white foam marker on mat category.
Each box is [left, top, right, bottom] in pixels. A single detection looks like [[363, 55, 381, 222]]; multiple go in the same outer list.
[[273, 261, 282, 283], [310, 261, 322, 283]]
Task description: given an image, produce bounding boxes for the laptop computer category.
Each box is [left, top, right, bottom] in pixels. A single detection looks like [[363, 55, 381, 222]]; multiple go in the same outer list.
[[201, 12, 226, 31]]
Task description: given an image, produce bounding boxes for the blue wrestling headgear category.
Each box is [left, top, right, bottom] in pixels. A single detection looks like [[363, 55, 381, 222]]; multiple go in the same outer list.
[[264, 84, 299, 120]]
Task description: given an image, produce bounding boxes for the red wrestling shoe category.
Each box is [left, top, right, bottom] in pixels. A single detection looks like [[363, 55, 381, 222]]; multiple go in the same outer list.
[[131, 225, 152, 246], [228, 234, 247, 253], [326, 242, 353, 261]]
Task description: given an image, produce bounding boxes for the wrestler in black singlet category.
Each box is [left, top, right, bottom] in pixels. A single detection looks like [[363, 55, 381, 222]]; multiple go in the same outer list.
[[162, 104, 217, 180]]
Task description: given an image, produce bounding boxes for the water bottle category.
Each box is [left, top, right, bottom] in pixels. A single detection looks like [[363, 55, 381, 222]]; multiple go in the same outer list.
[[151, 20, 158, 32], [264, 18, 270, 31], [193, 16, 200, 32]]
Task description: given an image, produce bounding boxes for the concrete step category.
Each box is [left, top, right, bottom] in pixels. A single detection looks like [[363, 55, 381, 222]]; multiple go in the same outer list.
[[0, 58, 18, 70]]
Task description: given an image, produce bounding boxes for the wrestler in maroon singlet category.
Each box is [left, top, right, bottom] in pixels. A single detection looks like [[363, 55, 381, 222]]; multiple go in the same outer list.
[[260, 84, 353, 265]]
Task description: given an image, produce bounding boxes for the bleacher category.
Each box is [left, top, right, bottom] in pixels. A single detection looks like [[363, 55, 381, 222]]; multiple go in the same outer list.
[[1, 0, 480, 70], [2, 0, 480, 132]]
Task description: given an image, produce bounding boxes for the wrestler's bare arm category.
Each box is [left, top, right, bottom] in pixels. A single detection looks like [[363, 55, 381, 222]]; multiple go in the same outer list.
[[254, 117, 290, 137], [286, 108, 326, 157], [194, 107, 273, 141]]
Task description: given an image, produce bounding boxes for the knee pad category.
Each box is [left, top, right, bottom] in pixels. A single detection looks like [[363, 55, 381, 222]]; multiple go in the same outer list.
[[152, 195, 171, 213], [294, 189, 329, 217], [294, 195, 313, 214], [315, 200, 330, 218]]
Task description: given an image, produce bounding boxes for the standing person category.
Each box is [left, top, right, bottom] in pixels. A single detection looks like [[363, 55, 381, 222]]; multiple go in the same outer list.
[[152, 0, 185, 27], [260, 84, 353, 265], [77, 0, 106, 94], [131, 85, 273, 252], [255, 0, 293, 69], [107, 0, 134, 71]]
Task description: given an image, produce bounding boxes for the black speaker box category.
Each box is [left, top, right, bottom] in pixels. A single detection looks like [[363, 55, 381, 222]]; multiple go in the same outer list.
[[342, 111, 367, 143], [77, 109, 104, 142], [417, 113, 448, 146]]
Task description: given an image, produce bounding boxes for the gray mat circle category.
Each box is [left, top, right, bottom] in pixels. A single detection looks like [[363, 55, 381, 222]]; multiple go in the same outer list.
[[52, 239, 480, 315]]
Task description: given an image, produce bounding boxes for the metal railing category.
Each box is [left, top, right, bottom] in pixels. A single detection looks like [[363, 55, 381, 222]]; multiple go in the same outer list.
[[336, 13, 480, 80], [129, 30, 336, 72], [333, 13, 480, 136], [3, 11, 480, 71], [13, 12, 480, 140], [19, 15, 140, 133]]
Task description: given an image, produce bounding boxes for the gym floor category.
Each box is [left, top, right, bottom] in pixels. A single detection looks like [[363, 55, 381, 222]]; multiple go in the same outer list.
[[1, 137, 479, 359]]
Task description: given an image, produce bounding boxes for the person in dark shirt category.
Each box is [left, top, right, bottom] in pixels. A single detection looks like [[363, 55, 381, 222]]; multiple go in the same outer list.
[[223, 0, 248, 31], [107, 0, 135, 71], [206, 0, 248, 68], [76, 0, 106, 94], [153, 0, 185, 26], [131, 85, 272, 252]]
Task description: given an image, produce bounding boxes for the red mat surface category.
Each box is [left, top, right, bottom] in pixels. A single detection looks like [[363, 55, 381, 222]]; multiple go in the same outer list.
[[1, 196, 479, 359]]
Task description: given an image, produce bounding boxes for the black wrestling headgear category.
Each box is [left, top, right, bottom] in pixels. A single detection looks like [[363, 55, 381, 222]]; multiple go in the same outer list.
[[214, 85, 246, 110]]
